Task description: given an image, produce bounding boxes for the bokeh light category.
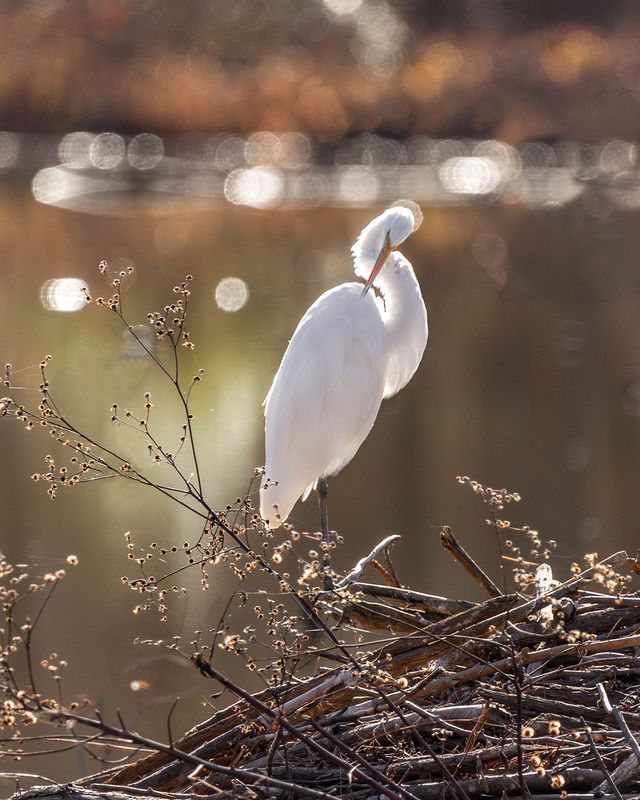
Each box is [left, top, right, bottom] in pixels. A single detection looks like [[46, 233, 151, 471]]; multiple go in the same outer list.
[[129, 680, 151, 692], [563, 436, 590, 473], [224, 167, 284, 208], [553, 319, 589, 367], [578, 516, 601, 543], [22, 132, 640, 211], [127, 133, 164, 170], [337, 167, 380, 203], [518, 141, 556, 170], [621, 376, 640, 416], [439, 156, 502, 195], [291, 171, 330, 204], [599, 139, 637, 173], [471, 233, 508, 285], [58, 132, 95, 166], [121, 325, 155, 361], [90, 133, 125, 170], [245, 132, 282, 166], [32, 167, 83, 206], [40, 278, 89, 312], [279, 133, 312, 168], [353, 0, 408, 79], [473, 141, 521, 181], [214, 137, 247, 171], [214, 277, 250, 312], [322, 0, 364, 16]]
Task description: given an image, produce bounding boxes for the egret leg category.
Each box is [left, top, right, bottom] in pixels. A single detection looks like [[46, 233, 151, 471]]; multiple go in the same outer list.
[[316, 476, 333, 590]]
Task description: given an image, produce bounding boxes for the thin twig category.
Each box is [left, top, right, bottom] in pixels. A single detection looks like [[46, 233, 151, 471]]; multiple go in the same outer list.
[[507, 634, 530, 799], [167, 698, 179, 749], [582, 717, 624, 800], [307, 717, 421, 800], [372, 684, 472, 800], [597, 682, 640, 762]]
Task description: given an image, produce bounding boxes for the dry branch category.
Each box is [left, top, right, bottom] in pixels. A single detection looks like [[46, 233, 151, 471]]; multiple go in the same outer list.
[[6, 542, 640, 800], [441, 526, 502, 597]]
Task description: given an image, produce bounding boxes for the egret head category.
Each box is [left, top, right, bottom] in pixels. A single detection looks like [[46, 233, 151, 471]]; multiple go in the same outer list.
[[351, 203, 420, 294]]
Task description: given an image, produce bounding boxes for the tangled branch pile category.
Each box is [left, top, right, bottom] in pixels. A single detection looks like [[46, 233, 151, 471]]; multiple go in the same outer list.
[[8, 540, 640, 800]]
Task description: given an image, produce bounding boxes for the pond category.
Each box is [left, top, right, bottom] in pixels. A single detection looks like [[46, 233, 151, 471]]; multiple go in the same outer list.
[[1, 133, 639, 780]]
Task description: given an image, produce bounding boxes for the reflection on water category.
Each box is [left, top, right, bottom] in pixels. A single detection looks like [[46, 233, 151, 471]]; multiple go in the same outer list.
[[439, 156, 502, 195], [6, 130, 640, 215], [1, 143, 640, 779], [214, 276, 250, 312], [40, 277, 89, 312]]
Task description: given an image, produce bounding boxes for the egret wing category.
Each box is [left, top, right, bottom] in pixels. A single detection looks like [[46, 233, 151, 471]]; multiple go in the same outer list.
[[261, 283, 386, 526]]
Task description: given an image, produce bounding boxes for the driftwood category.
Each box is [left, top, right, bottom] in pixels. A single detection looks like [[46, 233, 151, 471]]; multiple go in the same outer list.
[[9, 547, 640, 800]]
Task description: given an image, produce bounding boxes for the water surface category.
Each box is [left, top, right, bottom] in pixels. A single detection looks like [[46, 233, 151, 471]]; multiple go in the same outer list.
[[1, 163, 639, 780]]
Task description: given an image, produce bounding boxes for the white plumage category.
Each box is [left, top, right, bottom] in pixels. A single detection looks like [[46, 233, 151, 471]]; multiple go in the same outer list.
[[260, 205, 428, 528]]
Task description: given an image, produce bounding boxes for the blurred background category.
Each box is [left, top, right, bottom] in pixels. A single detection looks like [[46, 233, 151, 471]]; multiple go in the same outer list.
[[1, 0, 640, 782]]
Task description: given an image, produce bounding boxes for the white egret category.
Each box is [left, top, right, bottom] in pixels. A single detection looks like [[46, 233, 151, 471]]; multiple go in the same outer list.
[[260, 203, 428, 569]]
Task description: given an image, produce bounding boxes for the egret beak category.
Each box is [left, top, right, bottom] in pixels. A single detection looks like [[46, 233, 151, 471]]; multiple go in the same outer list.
[[361, 231, 393, 297]]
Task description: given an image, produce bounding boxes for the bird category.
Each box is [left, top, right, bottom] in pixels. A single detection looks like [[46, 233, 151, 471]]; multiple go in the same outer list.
[[260, 203, 428, 569]]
